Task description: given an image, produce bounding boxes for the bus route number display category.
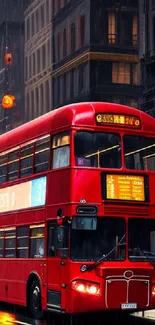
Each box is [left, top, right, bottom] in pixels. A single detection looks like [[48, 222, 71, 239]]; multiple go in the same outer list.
[[96, 113, 141, 128], [106, 174, 145, 201]]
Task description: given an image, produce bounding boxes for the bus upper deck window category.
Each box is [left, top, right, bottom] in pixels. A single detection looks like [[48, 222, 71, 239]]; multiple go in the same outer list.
[[52, 132, 70, 169], [124, 135, 155, 171], [74, 131, 121, 168]]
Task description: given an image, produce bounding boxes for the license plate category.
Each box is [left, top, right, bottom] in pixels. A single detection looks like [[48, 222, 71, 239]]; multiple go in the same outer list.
[[121, 303, 137, 310]]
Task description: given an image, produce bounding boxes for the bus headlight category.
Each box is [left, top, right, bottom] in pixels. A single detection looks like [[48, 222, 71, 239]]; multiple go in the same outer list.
[[71, 280, 100, 295], [152, 284, 155, 296]]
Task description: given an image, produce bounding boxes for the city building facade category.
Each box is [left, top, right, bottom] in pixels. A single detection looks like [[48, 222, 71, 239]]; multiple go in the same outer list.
[[0, 0, 30, 133], [52, 0, 141, 110], [24, 0, 52, 122], [139, 0, 155, 117]]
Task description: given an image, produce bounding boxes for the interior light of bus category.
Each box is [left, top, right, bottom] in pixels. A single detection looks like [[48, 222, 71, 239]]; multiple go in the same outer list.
[[96, 113, 141, 128], [71, 281, 100, 295], [152, 285, 155, 295]]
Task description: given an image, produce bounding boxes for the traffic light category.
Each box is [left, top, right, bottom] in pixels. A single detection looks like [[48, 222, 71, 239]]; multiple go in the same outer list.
[[4, 53, 12, 65], [1, 95, 16, 109]]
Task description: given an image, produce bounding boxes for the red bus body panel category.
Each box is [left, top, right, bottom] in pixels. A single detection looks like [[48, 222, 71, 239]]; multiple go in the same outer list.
[[0, 102, 154, 315]]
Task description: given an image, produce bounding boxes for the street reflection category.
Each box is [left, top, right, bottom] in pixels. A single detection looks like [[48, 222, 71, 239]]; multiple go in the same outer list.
[[0, 309, 149, 325], [0, 311, 15, 324]]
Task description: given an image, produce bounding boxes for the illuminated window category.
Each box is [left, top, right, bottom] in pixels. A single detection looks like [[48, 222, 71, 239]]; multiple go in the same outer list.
[[112, 63, 130, 84], [17, 227, 29, 258], [63, 29, 67, 57], [70, 22, 76, 52], [30, 224, 45, 258], [108, 11, 116, 44], [52, 132, 70, 169], [133, 64, 138, 85], [132, 15, 138, 47]]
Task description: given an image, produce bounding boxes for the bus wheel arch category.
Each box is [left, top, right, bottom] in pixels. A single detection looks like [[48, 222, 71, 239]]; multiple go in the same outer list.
[[26, 273, 43, 319]]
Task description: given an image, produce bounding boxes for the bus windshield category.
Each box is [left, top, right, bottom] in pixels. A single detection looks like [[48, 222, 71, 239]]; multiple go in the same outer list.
[[124, 135, 155, 171], [70, 217, 125, 261], [128, 218, 155, 262], [74, 131, 121, 168]]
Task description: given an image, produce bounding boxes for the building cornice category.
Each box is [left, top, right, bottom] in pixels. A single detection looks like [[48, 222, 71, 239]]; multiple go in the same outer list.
[[52, 52, 139, 77]]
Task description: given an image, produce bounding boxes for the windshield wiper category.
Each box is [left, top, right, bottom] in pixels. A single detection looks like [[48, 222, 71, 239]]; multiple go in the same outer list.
[[80, 234, 126, 273], [132, 245, 155, 267]]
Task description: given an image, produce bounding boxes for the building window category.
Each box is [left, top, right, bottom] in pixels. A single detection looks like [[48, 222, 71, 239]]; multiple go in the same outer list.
[[133, 64, 138, 85], [46, 0, 49, 24], [112, 63, 130, 84], [29, 55, 31, 79], [80, 15, 85, 47], [25, 57, 28, 81], [79, 65, 84, 92], [33, 53, 35, 76], [31, 90, 35, 119], [45, 80, 50, 110], [132, 15, 138, 47], [35, 88, 39, 117], [57, 32, 60, 61], [70, 22, 76, 52], [47, 39, 51, 66], [41, 4, 45, 28], [70, 69, 74, 98], [42, 44, 46, 69], [37, 48, 40, 73], [108, 11, 116, 44], [63, 74, 67, 102], [57, 77, 60, 106], [36, 10, 39, 33], [63, 29, 67, 57], [31, 12, 35, 36], [27, 17, 30, 40], [40, 84, 44, 115], [58, 0, 61, 10]]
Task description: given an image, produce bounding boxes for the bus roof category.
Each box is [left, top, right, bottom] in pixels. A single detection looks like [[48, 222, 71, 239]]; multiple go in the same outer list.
[[0, 102, 155, 152]]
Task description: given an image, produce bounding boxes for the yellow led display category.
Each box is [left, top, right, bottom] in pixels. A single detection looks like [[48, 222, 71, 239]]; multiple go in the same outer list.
[[106, 174, 145, 201], [96, 113, 141, 128]]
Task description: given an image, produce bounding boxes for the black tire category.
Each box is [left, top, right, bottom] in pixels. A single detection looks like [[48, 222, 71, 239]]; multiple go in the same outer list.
[[29, 279, 43, 319]]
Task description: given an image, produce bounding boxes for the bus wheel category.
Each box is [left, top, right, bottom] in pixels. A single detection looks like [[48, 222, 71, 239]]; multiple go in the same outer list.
[[29, 279, 43, 319]]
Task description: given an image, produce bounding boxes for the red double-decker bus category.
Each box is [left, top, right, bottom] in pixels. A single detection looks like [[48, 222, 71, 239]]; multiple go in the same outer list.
[[0, 102, 155, 319]]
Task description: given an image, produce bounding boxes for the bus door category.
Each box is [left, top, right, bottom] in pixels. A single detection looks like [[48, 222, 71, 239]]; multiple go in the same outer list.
[[47, 221, 69, 311]]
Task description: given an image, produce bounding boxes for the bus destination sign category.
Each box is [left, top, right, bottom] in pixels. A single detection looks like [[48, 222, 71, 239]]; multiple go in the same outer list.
[[106, 174, 145, 201], [96, 113, 141, 128]]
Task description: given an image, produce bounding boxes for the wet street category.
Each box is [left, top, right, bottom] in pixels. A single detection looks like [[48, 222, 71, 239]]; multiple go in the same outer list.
[[0, 304, 154, 325]]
